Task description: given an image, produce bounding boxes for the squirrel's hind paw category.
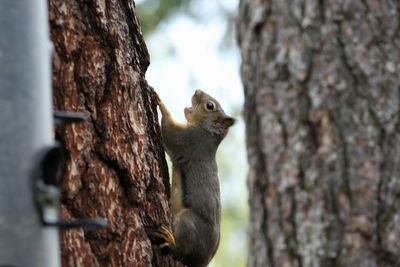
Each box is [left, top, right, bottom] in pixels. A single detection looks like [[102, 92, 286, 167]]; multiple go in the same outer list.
[[153, 226, 176, 253]]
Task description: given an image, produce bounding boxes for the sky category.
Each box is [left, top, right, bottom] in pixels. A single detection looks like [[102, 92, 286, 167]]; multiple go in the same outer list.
[[144, 3, 243, 119], [137, 1, 248, 266]]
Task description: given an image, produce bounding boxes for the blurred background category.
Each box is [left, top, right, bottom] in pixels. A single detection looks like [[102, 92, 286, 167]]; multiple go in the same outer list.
[[136, 1, 247, 266]]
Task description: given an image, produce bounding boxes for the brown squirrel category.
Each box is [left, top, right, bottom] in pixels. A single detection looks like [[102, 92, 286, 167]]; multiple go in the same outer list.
[[154, 89, 235, 267]]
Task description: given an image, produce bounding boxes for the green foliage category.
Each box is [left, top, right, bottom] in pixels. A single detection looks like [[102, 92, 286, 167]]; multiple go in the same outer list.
[[136, 0, 192, 36]]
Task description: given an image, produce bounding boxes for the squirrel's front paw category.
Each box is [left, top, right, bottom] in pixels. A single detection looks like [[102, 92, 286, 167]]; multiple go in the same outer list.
[[153, 225, 176, 253], [150, 89, 162, 106]]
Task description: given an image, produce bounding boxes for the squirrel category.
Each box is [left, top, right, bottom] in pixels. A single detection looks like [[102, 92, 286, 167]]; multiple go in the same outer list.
[[154, 89, 235, 267]]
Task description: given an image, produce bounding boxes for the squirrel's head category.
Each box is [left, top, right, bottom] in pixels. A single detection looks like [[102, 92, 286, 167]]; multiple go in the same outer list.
[[184, 89, 235, 138]]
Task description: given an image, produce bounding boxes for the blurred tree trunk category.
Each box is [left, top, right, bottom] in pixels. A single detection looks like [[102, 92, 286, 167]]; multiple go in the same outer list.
[[237, 1, 400, 267], [49, 1, 178, 266]]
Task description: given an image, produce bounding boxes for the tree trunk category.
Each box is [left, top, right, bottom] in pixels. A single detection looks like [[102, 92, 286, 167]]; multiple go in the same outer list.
[[49, 1, 178, 266], [237, 1, 400, 267]]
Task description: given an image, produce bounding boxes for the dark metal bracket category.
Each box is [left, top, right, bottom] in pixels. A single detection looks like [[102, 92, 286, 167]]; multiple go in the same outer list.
[[53, 111, 87, 125], [32, 111, 107, 230]]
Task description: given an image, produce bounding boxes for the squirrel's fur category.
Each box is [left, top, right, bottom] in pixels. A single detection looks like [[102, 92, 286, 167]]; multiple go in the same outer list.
[[155, 89, 235, 267]]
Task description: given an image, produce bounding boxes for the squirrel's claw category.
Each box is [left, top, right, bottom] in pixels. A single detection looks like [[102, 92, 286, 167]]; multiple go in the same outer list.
[[154, 225, 176, 250], [150, 89, 162, 106]]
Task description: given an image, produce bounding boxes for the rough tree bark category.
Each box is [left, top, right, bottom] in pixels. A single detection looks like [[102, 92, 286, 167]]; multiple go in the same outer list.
[[49, 1, 179, 266], [238, 1, 400, 267]]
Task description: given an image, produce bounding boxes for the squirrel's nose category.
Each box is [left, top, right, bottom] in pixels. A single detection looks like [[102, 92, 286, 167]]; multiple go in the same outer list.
[[195, 89, 203, 95]]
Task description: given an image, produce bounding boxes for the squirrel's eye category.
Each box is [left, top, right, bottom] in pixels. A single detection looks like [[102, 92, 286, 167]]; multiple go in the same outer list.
[[206, 101, 215, 111]]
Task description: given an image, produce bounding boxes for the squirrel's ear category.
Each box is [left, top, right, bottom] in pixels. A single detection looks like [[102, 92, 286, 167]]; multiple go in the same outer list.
[[222, 116, 235, 128]]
